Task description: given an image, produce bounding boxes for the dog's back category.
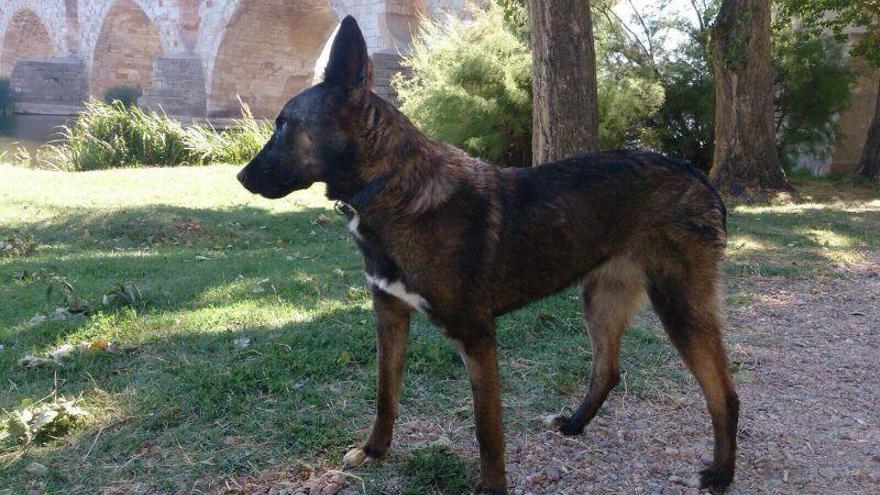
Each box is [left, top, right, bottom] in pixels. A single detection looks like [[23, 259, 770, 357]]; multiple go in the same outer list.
[[487, 150, 726, 316]]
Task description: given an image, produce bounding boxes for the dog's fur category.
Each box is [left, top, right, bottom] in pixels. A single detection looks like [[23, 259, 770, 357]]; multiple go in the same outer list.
[[237, 17, 739, 494]]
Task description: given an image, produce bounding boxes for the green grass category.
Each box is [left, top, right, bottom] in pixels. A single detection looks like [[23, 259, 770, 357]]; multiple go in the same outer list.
[[0, 167, 876, 494], [726, 182, 880, 277]]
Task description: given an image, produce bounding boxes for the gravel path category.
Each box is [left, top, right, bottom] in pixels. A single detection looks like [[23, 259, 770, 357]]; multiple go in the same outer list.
[[222, 260, 880, 495]]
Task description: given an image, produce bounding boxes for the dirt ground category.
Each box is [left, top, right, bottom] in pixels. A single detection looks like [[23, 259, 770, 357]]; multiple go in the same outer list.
[[221, 257, 880, 495]]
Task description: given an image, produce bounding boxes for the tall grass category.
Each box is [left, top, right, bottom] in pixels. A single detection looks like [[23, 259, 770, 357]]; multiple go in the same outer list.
[[183, 104, 274, 164], [42, 99, 272, 171]]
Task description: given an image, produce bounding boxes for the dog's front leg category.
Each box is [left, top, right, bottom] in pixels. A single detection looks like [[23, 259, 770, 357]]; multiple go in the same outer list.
[[343, 292, 411, 468], [457, 331, 507, 494]]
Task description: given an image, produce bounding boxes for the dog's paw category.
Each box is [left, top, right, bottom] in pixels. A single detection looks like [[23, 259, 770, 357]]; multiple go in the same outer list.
[[542, 415, 583, 436], [699, 465, 734, 493], [342, 447, 369, 469], [542, 414, 567, 431]]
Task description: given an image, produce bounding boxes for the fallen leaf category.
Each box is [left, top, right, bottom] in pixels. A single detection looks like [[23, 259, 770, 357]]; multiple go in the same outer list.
[[88, 339, 111, 351], [17, 356, 56, 368], [234, 337, 251, 349], [24, 462, 48, 475], [337, 351, 352, 365], [48, 343, 76, 360]]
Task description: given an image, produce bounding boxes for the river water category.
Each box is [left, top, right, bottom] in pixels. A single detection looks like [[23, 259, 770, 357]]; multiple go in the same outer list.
[[0, 114, 73, 160]]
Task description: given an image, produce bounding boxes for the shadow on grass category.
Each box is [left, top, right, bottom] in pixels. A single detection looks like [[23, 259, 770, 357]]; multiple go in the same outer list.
[[726, 202, 880, 276], [1, 203, 361, 334]]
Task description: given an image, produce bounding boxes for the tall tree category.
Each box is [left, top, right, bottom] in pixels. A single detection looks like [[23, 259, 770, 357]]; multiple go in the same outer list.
[[527, 0, 600, 164], [779, 0, 880, 183], [709, 0, 791, 195]]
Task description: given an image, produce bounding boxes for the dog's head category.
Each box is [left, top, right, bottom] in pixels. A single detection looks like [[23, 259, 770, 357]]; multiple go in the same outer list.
[[237, 16, 373, 199]]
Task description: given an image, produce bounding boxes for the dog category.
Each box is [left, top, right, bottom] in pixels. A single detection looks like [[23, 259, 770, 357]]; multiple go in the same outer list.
[[237, 16, 739, 494]]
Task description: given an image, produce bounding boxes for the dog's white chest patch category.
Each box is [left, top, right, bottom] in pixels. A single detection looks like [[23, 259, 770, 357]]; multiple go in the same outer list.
[[365, 273, 430, 312], [347, 215, 362, 240]]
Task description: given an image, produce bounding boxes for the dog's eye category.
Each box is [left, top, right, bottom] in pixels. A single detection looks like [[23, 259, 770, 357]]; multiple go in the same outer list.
[[275, 119, 288, 134]]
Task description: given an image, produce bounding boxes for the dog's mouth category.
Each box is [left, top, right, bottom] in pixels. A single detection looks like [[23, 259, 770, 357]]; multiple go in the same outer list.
[[237, 171, 312, 199]]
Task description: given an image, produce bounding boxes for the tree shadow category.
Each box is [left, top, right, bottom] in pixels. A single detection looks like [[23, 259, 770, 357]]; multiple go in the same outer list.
[[1, 203, 363, 340]]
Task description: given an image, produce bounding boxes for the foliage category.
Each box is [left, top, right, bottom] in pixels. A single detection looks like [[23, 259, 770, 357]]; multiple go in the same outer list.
[[395, 3, 666, 165], [600, 0, 854, 173], [102, 85, 142, 108], [0, 78, 12, 117], [1, 397, 87, 446], [773, 28, 855, 167], [597, 71, 665, 149], [394, 6, 533, 166], [652, 46, 716, 171], [40, 99, 272, 171], [495, 0, 529, 39], [43, 99, 192, 170], [778, 0, 880, 67], [183, 104, 274, 165]]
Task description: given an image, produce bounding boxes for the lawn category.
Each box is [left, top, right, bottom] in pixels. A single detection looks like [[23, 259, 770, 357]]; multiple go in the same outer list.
[[0, 164, 877, 494]]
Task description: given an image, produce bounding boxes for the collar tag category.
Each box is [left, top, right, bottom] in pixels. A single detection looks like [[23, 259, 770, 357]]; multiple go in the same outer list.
[[334, 200, 358, 218]]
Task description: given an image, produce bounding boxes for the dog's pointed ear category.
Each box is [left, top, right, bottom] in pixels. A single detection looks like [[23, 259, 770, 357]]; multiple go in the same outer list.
[[324, 16, 373, 92]]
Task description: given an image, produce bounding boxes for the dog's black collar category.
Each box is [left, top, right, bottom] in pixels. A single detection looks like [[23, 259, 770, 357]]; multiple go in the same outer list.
[[334, 172, 393, 219]]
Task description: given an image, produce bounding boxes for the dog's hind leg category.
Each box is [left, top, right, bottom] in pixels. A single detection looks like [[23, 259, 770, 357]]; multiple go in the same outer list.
[[646, 262, 739, 493], [343, 292, 411, 469], [545, 256, 645, 436]]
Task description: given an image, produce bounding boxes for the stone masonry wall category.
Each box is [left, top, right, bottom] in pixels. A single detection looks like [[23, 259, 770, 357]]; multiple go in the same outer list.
[[0, 0, 464, 118], [0, 9, 56, 76], [89, 0, 163, 97]]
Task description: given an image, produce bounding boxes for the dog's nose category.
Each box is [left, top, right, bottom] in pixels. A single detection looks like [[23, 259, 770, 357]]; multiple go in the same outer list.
[[236, 169, 248, 187]]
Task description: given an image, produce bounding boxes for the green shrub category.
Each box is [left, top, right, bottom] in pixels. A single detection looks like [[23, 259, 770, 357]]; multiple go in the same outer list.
[[44, 99, 191, 170], [183, 104, 273, 164], [394, 4, 667, 166], [0, 78, 13, 117], [773, 29, 855, 169], [41, 99, 272, 171], [102, 86, 142, 107], [394, 6, 533, 166]]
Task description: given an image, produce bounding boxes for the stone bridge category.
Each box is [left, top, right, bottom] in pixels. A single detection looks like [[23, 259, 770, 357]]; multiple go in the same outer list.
[[0, 0, 463, 118]]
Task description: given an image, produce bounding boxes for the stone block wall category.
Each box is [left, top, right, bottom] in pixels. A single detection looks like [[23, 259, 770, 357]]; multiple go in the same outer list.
[[10, 58, 88, 111], [139, 54, 206, 116]]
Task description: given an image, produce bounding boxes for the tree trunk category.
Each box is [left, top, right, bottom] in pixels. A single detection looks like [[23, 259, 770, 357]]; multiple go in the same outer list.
[[708, 0, 791, 195], [527, 0, 599, 165], [854, 78, 880, 183]]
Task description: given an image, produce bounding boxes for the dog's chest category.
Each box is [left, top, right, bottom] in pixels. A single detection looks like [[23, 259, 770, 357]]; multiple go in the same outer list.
[[349, 215, 431, 313]]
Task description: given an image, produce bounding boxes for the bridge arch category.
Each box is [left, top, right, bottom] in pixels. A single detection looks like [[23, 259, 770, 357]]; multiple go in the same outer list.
[[87, 0, 165, 98], [81, 0, 183, 74], [0, 1, 69, 76], [201, 0, 339, 118]]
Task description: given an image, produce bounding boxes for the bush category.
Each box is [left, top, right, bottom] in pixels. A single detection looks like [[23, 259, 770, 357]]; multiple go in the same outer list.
[[41, 99, 272, 171], [394, 6, 533, 166], [773, 29, 855, 169], [102, 86, 142, 107], [0, 78, 13, 117], [183, 104, 273, 164], [394, 4, 667, 166], [651, 43, 717, 172]]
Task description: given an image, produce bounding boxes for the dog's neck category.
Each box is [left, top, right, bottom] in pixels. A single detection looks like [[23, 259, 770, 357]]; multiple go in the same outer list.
[[330, 92, 470, 216]]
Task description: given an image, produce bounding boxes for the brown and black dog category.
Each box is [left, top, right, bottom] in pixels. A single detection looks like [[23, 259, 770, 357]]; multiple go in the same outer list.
[[237, 16, 739, 494]]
